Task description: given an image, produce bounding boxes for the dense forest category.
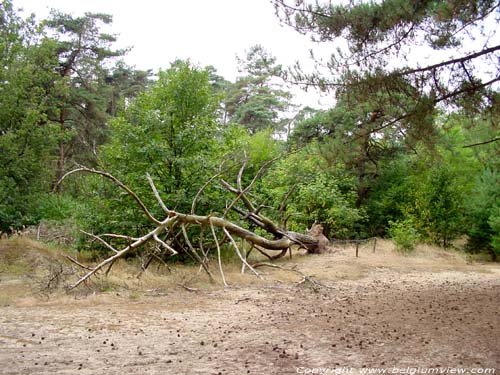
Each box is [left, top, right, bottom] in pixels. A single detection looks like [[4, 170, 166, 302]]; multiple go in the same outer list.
[[1, 0, 499, 261]]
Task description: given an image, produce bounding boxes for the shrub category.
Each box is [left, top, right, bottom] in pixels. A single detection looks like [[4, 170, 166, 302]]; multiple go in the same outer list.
[[388, 219, 419, 252]]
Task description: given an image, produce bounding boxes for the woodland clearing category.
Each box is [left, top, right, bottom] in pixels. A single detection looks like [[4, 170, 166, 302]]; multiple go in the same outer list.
[[0, 238, 499, 374]]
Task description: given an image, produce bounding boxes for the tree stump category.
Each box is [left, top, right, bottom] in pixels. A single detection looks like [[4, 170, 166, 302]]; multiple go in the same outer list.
[[306, 223, 330, 254]]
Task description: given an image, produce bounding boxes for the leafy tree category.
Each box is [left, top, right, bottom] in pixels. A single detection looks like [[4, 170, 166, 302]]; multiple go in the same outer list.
[[276, 1, 500, 247], [0, 1, 61, 231], [104, 61, 152, 117], [459, 114, 500, 259], [364, 155, 413, 236], [408, 163, 465, 247], [224, 45, 293, 134], [372, 124, 475, 246], [43, 10, 126, 186], [388, 218, 420, 252], [291, 95, 406, 208], [261, 144, 365, 239], [466, 168, 500, 260], [77, 61, 221, 238]]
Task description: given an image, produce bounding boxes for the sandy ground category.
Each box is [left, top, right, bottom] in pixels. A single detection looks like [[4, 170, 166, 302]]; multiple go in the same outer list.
[[0, 244, 499, 374]]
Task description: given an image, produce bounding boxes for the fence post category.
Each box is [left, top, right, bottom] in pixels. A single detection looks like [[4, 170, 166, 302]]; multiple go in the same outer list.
[[355, 241, 359, 257], [372, 238, 377, 253]]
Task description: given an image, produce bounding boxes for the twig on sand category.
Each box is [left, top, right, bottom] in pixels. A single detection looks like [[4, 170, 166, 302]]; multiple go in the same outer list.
[[252, 262, 335, 291]]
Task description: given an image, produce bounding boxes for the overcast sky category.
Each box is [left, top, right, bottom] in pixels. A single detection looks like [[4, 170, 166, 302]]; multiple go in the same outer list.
[[14, 0, 330, 107]]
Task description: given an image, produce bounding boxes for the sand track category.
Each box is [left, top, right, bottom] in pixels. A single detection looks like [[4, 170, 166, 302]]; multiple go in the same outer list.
[[1, 257, 499, 375]]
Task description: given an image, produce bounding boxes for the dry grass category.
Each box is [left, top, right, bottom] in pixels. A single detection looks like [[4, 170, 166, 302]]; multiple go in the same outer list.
[[1, 236, 497, 307]]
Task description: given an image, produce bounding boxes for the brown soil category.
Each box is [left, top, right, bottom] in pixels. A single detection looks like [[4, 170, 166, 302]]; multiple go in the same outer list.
[[0, 240, 499, 374]]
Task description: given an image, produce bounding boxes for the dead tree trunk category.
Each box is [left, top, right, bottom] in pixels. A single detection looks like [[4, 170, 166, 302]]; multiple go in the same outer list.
[[57, 165, 323, 289], [218, 157, 323, 254], [219, 179, 325, 254]]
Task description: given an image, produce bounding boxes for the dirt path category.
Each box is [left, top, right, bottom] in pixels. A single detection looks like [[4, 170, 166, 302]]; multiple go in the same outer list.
[[1, 255, 499, 375]]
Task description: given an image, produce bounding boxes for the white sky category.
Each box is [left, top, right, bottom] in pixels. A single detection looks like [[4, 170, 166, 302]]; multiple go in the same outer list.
[[14, 0, 332, 108], [15, 0, 498, 110]]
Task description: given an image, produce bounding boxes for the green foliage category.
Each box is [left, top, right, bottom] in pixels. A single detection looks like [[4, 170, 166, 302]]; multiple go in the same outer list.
[[220, 126, 282, 168], [364, 156, 412, 236], [388, 219, 419, 252], [261, 145, 365, 239], [361, 123, 474, 246], [407, 164, 465, 247], [0, 2, 148, 232], [489, 207, 500, 258], [35, 194, 80, 222], [286, 0, 497, 48], [43, 10, 129, 180], [274, 0, 499, 146], [103, 60, 219, 196], [224, 45, 292, 134], [104, 61, 152, 117], [76, 61, 221, 241], [465, 168, 500, 258], [291, 172, 366, 239], [0, 1, 62, 231], [2, 0, 499, 266], [291, 105, 357, 145]]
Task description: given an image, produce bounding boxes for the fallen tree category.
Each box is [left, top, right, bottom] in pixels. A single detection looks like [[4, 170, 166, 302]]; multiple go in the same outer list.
[[58, 164, 329, 289]]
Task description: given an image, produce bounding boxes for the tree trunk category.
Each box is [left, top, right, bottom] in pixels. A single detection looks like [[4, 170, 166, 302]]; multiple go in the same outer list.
[[56, 166, 328, 289]]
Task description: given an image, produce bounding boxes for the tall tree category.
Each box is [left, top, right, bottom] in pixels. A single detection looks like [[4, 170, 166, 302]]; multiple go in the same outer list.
[[0, 1, 61, 231], [43, 10, 126, 188], [273, 0, 500, 146], [103, 61, 152, 117], [224, 45, 293, 134], [291, 93, 406, 208], [83, 60, 221, 237]]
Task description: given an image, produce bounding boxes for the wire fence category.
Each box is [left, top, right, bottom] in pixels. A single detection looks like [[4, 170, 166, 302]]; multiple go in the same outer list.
[[329, 237, 378, 257]]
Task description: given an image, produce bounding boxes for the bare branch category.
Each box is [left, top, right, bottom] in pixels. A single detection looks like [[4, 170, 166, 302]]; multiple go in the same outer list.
[[253, 246, 275, 261], [463, 137, 500, 148], [252, 262, 334, 290], [61, 161, 322, 288], [236, 155, 248, 192], [241, 240, 251, 273], [181, 224, 215, 283], [63, 255, 93, 270], [80, 230, 119, 254], [178, 213, 294, 250], [401, 44, 500, 76], [69, 216, 176, 289], [153, 234, 177, 255], [100, 233, 140, 241], [57, 166, 162, 225], [246, 156, 281, 193], [146, 173, 170, 214], [210, 219, 227, 287], [178, 284, 199, 292], [105, 260, 116, 277], [253, 246, 289, 261], [222, 156, 280, 217], [191, 169, 226, 214], [223, 227, 262, 279], [152, 253, 172, 272], [255, 205, 273, 215], [221, 179, 256, 217]]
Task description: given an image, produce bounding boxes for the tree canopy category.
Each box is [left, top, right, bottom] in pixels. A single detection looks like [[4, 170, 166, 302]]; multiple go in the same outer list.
[[1, 0, 499, 260], [273, 0, 500, 146], [223, 45, 293, 134]]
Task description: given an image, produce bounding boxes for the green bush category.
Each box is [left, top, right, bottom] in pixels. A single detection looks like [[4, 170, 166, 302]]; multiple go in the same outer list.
[[36, 194, 80, 222], [388, 219, 419, 252], [488, 205, 500, 261], [465, 168, 500, 260], [260, 145, 366, 239]]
